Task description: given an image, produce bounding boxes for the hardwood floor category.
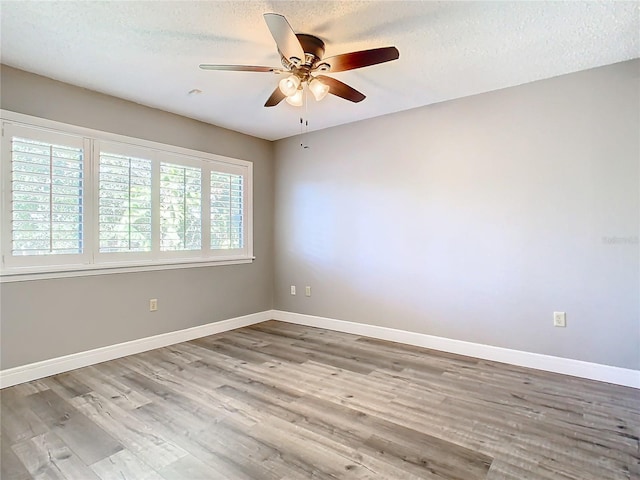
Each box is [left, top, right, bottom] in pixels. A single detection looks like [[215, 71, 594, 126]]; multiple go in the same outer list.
[[1, 320, 638, 479]]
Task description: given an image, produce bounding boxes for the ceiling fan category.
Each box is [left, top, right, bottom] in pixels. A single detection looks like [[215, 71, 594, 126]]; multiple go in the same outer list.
[[199, 13, 400, 107]]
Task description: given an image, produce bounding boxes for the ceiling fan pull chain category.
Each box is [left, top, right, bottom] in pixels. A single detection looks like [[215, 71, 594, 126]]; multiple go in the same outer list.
[[304, 119, 309, 149], [303, 90, 310, 149], [299, 116, 309, 149]]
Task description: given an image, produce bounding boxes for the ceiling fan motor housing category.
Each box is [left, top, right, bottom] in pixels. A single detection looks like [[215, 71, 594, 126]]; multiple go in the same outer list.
[[285, 34, 331, 86], [295, 34, 325, 64]]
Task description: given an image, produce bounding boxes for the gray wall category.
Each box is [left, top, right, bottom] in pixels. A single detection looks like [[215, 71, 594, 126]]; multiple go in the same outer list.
[[274, 60, 640, 370], [2, 60, 638, 372], [0, 66, 275, 369]]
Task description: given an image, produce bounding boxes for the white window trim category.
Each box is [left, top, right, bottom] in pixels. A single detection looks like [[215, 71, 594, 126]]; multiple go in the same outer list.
[[0, 110, 254, 282]]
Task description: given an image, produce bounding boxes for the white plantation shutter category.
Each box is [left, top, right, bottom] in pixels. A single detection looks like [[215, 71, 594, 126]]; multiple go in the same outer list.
[[2, 114, 252, 276], [210, 171, 243, 249], [10, 131, 85, 257], [160, 162, 202, 251], [98, 151, 152, 253]]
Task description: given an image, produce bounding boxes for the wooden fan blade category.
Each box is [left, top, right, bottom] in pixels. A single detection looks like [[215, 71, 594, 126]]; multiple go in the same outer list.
[[321, 47, 399, 73], [265, 86, 286, 107], [315, 75, 365, 103], [199, 64, 280, 73], [263, 13, 304, 62]]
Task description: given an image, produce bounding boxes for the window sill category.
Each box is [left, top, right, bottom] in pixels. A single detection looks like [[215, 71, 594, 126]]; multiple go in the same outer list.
[[0, 257, 255, 283]]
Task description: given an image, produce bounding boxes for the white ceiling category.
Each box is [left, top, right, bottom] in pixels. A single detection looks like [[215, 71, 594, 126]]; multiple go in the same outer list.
[[1, 1, 638, 141]]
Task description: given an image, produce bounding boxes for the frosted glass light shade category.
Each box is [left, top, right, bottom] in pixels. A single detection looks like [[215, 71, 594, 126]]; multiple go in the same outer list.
[[309, 77, 330, 101], [285, 88, 304, 106], [279, 75, 301, 96]]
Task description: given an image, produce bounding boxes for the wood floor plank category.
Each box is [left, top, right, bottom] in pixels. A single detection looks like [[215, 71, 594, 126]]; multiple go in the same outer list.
[[69, 390, 189, 471], [2, 320, 638, 480], [133, 402, 262, 479], [190, 337, 272, 364], [283, 393, 492, 479], [1, 433, 32, 480], [25, 389, 123, 466], [11, 431, 101, 480], [90, 449, 166, 480], [43, 372, 92, 399], [1, 393, 48, 445], [251, 413, 428, 480], [7, 380, 50, 398], [157, 454, 223, 480], [69, 367, 152, 410]]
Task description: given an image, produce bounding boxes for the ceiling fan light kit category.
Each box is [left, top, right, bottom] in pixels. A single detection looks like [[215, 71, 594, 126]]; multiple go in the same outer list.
[[285, 87, 304, 107], [279, 73, 328, 102], [279, 75, 301, 97], [199, 13, 400, 108], [308, 77, 330, 101]]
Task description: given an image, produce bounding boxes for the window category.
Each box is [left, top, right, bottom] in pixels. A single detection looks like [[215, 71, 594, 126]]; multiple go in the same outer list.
[[160, 162, 202, 252], [2, 125, 90, 269], [211, 172, 244, 250], [98, 149, 152, 254], [12, 137, 84, 256], [1, 112, 253, 278]]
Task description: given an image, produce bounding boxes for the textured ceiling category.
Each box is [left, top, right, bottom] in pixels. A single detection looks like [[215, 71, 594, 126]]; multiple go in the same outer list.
[[1, 1, 639, 140]]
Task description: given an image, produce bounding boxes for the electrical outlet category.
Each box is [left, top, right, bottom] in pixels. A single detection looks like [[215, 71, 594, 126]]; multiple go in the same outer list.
[[553, 311, 566, 327], [149, 299, 158, 312], [290, 285, 296, 295], [305, 286, 311, 297]]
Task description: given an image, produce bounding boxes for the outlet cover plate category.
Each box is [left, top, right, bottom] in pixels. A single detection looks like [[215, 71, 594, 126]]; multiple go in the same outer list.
[[553, 311, 566, 327]]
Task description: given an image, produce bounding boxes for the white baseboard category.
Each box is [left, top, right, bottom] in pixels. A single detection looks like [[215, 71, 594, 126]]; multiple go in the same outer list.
[[3, 309, 638, 390], [271, 310, 640, 389], [0, 311, 271, 389]]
